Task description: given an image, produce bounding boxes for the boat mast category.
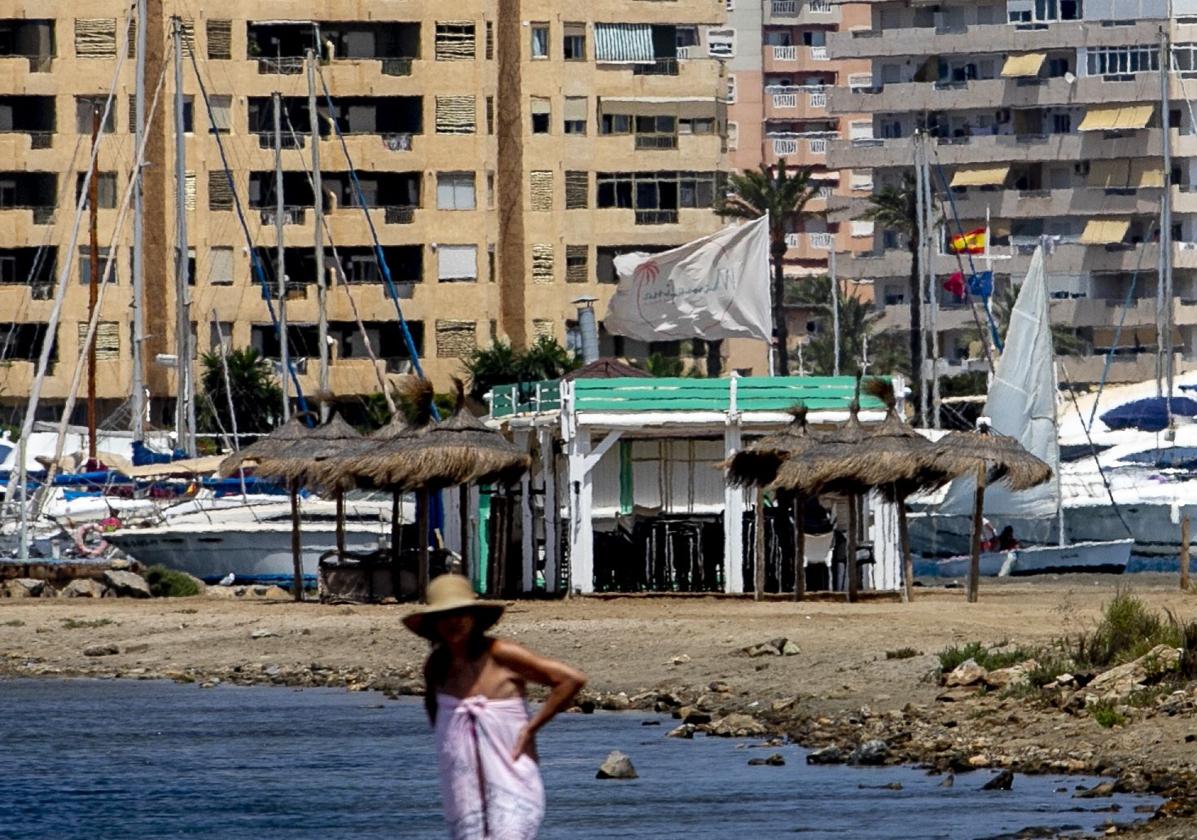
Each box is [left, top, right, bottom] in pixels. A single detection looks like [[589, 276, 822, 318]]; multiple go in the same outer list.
[[173, 17, 195, 456], [924, 140, 940, 429], [307, 50, 329, 423], [131, 0, 146, 440], [86, 104, 100, 463], [829, 248, 839, 376], [1160, 26, 1176, 428], [913, 132, 929, 425], [273, 91, 290, 422]]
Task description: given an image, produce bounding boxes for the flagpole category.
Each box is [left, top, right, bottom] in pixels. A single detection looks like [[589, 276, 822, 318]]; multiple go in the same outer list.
[[830, 249, 840, 377]]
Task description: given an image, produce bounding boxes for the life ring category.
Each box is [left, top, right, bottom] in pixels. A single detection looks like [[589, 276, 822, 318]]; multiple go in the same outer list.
[[74, 523, 109, 557]]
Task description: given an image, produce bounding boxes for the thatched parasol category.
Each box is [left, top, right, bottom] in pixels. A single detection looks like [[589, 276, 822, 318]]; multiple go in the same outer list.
[[724, 404, 823, 489], [933, 421, 1053, 603], [217, 414, 313, 477]]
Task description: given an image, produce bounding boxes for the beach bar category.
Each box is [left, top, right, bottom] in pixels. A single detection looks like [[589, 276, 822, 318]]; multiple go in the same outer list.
[[486, 375, 905, 596]]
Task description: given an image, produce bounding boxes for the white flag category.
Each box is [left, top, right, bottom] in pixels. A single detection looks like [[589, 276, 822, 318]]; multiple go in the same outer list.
[[603, 215, 772, 342]]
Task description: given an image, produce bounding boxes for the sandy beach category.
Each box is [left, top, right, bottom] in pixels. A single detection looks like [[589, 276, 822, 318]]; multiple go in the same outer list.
[[3, 575, 1197, 836]]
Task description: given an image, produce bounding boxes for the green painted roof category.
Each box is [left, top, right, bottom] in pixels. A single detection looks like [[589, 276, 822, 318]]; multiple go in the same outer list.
[[490, 376, 887, 418]]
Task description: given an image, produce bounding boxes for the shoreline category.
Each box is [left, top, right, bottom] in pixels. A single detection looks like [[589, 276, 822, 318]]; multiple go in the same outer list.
[[3, 576, 1197, 836]]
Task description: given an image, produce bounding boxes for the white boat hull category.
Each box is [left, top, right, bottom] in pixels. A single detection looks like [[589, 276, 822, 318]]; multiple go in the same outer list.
[[919, 539, 1133, 578], [106, 522, 388, 582]]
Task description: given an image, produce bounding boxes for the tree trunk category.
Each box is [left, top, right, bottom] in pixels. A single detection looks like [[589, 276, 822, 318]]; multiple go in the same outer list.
[[772, 237, 790, 376], [908, 239, 923, 425]]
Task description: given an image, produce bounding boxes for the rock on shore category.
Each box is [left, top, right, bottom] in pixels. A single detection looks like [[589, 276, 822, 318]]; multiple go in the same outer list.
[[596, 751, 638, 780]]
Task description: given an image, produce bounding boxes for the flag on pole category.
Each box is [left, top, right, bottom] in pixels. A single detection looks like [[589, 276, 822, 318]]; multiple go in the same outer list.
[[603, 215, 772, 342], [949, 227, 987, 254]]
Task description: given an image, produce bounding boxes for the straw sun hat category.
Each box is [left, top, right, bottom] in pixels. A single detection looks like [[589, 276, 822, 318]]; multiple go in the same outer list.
[[401, 574, 505, 640]]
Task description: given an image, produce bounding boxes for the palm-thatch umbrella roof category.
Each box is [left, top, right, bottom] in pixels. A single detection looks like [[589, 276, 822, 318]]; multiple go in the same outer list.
[[218, 414, 314, 477], [932, 424, 1052, 492], [251, 414, 364, 485], [724, 403, 824, 488], [357, 380, 530, 491]]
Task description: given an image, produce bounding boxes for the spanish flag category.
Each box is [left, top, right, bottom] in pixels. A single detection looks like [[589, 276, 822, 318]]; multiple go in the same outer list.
[[949, 227, 987, 255]]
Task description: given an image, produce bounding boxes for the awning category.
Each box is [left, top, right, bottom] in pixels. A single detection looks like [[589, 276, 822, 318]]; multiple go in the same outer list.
[[1078, 104, 1154, 132], [594, 23, 655, 63], [1000, 53, 1046, 78], [1086, 159, 1165, 189], [1079, 218, 1131, 245], [950, 165, 1010, 187]]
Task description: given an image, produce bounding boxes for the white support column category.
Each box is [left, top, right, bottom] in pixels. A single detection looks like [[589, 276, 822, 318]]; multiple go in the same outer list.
[[516, 430, 534, 592], [567, 428, 593, 594], [539, 426, 559, 594], [723, 420, 745, 593]]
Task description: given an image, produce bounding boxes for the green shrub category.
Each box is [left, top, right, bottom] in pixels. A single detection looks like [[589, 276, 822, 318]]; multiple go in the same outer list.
[[144, 566, 201, 598], [1070, 591, 1180, 669], [886, 647, 920, 661], [61, 618, 114, 629], [1090, 698, 1126, 728], [937, 641, 1038, 676]]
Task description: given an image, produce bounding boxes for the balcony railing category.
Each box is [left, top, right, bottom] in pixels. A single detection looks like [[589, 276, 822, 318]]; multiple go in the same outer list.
[[256, 56, 305, 75], [633, 58, 679, 76], [809, 46, 829, 61], [384, 205, 416, 224], [808, 90, 827, 108], [28, 132, 52, 150], [809, 232, 834, 250], [808, 138, 827, 155], [772, 45, 797, 62], [772, 93, 798, 109], [381, 132, 414, 151], [635, 134, 679, 150], [635, 209, 678, 225], [809, 0, 832, 11], [772, 137, 798, 155], [256, 132, 305, 150], [847, 73, 875, 91], [675, 46, 692, 60], [380, 58, 413, 76], [258, 206, 307, 226], [31, 206, 55, 225], [772, 0, 799, 14]]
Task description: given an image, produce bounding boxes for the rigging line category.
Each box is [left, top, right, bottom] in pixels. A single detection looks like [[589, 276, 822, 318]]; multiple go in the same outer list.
[[1086, 218, 1158, 433], [0, 132, 86, 364], [184, 42, 312, 425], [39, 48, 172, 501], [1058, 361, 1135, 539], [3, 18, 133, 519], [279, 107, 396, 412], [313, 62, 436, 413], [928, 153, 1002, 360]]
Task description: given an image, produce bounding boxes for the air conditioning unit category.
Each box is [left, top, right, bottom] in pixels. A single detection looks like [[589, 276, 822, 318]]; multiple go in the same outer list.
[[995, 109, 1011, 123]]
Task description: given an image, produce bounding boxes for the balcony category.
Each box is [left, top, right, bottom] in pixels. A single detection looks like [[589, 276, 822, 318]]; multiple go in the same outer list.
[[633, 59, 679, 77], [765, 85, 828, 120], [635, 209, 679, 225], [766, 0, 840, 25], [829, 129, 1175, 169], [258, 207, 308, 226], [634, 134, 679, 150], [837, 242, 1166, 282], [829, 19, 1162, 60], [829, 73, 1168, 116], [764, 44, 835, 74]]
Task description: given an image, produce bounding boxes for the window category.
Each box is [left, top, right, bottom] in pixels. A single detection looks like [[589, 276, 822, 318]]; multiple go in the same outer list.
[[207, 20, 232, 60], [706, 29, 735, 59], [726, 122, 738, 150], [565, 245, 588, 283], [531, 24, 549, 59], [531, 244, 553, 283], [596, 172, 719, 213], [600, 113, 632, 134], [78, 246, 118, 284], [209, 247, 234, 285], [679, 117, 715, 135], [529, 171, 553, 211], [437, 172, 476, 210], [1085, 45, 1159, 77], [563, 23, 586, 61], [76, 97, 116, 134], [437, 245, 477, 282], [184, 247, 196, 286], [208, 95, 231, 133], [435, 22, 476, 60], [530, 97, 550, 134], [565, 171, 588, 209], [851, 221, 874, 238], [76, 172, 118, 209], [1051, 113, 1071, 134], [75, 18, 117, 58], [725, 75, 737, 103], [486, 171, 495, 208], [801, 30, 827, 47], [563, 97, 587, 134], [209, 170, 234, 210], [436, 96, 477, 134], [210, 321, 234, 353], [486, 96, 494, 135], [676, 27, 700, 49]]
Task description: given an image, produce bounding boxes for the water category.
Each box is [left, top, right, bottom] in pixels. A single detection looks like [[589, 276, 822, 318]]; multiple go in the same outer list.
[[0, 679, 1158, 840]]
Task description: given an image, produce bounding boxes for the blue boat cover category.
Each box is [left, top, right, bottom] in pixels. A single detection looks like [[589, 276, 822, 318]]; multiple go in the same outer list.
[[1100, 396, 1197, 432], [1122, 447, 1197, 469]]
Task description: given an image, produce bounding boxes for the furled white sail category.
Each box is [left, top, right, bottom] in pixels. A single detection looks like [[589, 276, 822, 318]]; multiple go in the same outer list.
[[939, 246, 1059, 518]]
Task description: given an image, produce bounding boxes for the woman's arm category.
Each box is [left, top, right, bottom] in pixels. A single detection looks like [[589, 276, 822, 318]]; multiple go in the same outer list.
[[423, 653, 439, 726], [491, 639, 587, 759]]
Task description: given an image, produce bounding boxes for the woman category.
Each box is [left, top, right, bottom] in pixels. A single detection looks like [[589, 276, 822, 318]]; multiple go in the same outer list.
[[405, 574, 587, 840]]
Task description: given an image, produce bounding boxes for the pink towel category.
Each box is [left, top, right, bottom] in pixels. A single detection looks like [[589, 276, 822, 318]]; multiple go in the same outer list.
[[435, 694, 546, 840]]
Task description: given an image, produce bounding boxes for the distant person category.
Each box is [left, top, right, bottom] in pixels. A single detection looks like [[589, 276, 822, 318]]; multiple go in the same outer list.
[[997, 525, 1019, 551], [980, 519, 998, 552], [407, 574, 587, 839]]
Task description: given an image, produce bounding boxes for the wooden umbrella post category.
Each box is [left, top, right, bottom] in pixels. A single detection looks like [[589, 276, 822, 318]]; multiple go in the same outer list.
[[335, 487, 345, 559], [846, 493, 859, 603], [968, 464, 987, 604], [289, 480, 303, 602], [1181, 514, 1191, 592], [459, 483, 470, 581], [754, 487, 766, 600], [898, 495, 913, 604], [793, 495, 806, 602], [417, 488, 431, 601]]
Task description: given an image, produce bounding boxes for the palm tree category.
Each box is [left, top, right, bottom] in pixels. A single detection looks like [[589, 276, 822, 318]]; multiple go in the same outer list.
[[858, 175, 924, 422], [990, 284, 1085, 357], [718, 161, 823, 376], [197, 347, 283, 435], [461, 337, 580, 401]]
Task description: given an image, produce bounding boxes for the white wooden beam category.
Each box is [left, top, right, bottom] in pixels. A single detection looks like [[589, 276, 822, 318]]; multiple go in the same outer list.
[[539, 427, 559, 594], [581, 429, 621, 475], [723, 421, 745, 594], [567, 428, 594, 594]]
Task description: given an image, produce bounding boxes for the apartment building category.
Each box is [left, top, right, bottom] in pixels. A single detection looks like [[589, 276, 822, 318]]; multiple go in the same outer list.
[[0, 2, 745, 428], [825, 0, 1197, 384], [725, 0, 874, 361]]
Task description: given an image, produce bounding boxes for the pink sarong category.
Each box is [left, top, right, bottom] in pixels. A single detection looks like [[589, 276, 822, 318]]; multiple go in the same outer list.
[[435, 694, 546, 840]]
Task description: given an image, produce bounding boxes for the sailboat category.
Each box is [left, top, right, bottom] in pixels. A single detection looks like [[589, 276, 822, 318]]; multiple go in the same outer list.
[[917, 246, 1133, 577]]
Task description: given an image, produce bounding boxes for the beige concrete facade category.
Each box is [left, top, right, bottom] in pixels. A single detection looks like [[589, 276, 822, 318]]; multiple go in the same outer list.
[[0, 0, 760, 426], [824, 0, 1197, 384]]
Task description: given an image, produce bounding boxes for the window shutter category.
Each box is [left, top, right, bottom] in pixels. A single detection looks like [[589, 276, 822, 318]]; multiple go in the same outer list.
[[208, 170, 234, 210], [207, 20, 232, 60], [531, 244, 554, 284], [435, 320, 477, 358], [565, 171, 588, 209], [75, 19, 117, 58], [529, 171, 553, 211], [436, 96, 476, 134]]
